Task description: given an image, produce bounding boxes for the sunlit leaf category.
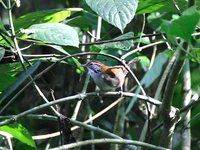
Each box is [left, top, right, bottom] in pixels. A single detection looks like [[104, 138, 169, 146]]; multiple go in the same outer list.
[[0, 123, 36, 148], [22, 23, 79, 47], [86, 0, 138, 32], [14, 9, 72, 32], [137, 0, 187, 14]]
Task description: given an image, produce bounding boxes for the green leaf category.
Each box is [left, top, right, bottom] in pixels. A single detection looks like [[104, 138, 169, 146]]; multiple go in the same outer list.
[[137, 0, 187, 14], [93, 32, 134, 51], [85, 0, 138, 32], [137, 55, 150, 71], [192, 48, 200, 62], [141, 51, 169, 88], [161, 7, 200, 42], [137, 0, 166, 14], [0, 47, 5, 61], [0, 62, 40, 103], [66, 16, 90, 31], [23, 23, 79, 47], [0, 123, 36, 148], [14, 9, 72, 32], [0, 33, 14, 48]]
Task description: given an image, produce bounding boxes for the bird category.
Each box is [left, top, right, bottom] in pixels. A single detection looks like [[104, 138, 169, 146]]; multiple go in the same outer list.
[[84, 59, 138, 92]]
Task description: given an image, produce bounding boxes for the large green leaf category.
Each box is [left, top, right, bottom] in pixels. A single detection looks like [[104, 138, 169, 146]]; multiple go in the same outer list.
[[140, 51, 169, 88], [14, 9, 72, 32], [161, 7, 200, 42], [85, 0, 138, 32], [0, 123, 36, 148], [23, 23, 79, 47]]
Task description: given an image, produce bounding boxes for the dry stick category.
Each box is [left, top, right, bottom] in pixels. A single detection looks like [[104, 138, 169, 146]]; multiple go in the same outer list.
[[181, 60, 192, 150], [89, 16, 102, 150], [49, 138, 169, 150], [32, 98, 124, 140], [23, 111, 169, 150], [150, 50, 177, 129], [71, 34, 89, 121], [148, 34, 158, 69], [172, 0, 182, 16], [0, 91, 160, 126], [80, 33, 162, 46], [15, 33, 162, 47], [0, 0, 8, 9], [30, 114, 131, 140], [5, 92, 160, 142], [121, 40, 165, 60], [136, 13, 151, 147], [7, 0, 23, 59], [0, 131, 13, 150], [22, 54, 64, 58]]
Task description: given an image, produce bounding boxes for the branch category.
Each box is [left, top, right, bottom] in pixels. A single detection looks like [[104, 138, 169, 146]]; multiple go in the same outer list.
[[48, 138, 169, 150], [160, 49, 185, 148], [0, 91, 161, 126]]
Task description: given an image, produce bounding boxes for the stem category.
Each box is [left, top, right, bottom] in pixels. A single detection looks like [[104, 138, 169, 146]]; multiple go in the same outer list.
[[7, 0, 23, 61], [160, 49, 185, 148], [137, 14, 146, 49], [182, 60, 191, 150], [121, 40, 165, 60], [48, 138, 169, 150]]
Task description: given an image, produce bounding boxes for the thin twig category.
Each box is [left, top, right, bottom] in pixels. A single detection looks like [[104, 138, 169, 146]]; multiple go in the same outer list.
[[137, 14, 146, 49], [172, 0, 182, 16], [121, 40, 165, 59], [49, 138, 169, 150], [0, 0, 8, 9]]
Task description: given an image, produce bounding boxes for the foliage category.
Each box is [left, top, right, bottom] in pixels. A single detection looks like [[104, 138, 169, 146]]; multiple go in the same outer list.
[[0, 0, 199, 150]]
